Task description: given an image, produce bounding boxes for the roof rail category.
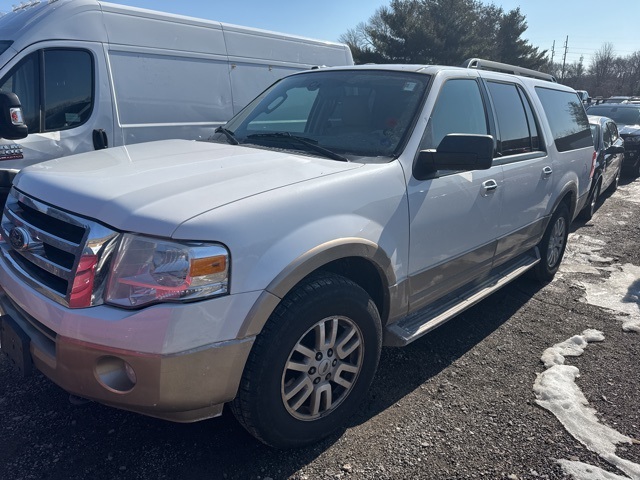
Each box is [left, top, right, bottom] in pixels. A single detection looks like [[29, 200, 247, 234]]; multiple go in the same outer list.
[[462, 58, 556, 83]]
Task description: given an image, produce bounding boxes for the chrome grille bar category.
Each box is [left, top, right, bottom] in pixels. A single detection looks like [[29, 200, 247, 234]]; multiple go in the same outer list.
[[0, 188, 120, 308]]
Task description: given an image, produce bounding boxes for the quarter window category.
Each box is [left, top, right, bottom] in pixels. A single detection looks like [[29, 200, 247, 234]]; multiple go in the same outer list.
[[0, 49, 93, 134], [535, 87, 592, 152]]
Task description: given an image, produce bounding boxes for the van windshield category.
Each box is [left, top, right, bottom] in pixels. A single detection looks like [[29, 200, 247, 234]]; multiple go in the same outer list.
[[218, 70, 430, 162]]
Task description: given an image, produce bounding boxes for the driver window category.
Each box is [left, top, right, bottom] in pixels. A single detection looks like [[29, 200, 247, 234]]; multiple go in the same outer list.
[[420, 78, 488, 151], [0, 53, 39, 133]]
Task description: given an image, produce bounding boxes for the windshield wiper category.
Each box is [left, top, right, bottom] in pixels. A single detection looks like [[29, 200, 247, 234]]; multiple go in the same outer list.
[[247, 132, 348, 162], [215, 126, 239, 145]]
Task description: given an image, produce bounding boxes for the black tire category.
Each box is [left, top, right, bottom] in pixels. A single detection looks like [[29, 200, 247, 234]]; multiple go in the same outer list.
[[578, 180, 600, 221], [231, 273, 382, 448], [532, 203, 570, 283]]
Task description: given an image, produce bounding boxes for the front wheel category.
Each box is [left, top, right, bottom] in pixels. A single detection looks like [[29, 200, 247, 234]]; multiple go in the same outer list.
[[532, 203, 570, 283], [231, 273, 382, 448]]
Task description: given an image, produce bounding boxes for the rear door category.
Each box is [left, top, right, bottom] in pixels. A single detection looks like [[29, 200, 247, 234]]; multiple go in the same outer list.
[[482, 77, 552, 266]]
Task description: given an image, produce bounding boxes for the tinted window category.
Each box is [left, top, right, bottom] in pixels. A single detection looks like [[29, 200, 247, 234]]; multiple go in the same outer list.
[[607, 122, 619, 142], [44, 50, 93, 131], [487, 81, 541, 156], [421, 78, 488, 150], [0, 52, 39, 133], [536, 87, 592, 152], [587, 106, 640, 126], [602, 122, 612, 148], [0, 49, 93, 134], [224, 70, 430, 160]]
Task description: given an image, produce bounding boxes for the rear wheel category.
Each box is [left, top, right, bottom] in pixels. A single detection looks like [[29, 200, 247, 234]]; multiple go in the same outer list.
[[532, 203, 570, 283], [231, 273, 382, 448]]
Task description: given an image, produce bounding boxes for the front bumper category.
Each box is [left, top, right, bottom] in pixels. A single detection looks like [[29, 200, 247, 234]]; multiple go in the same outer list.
[[0, 250, 259, 422], [622, 144, 639, 170]]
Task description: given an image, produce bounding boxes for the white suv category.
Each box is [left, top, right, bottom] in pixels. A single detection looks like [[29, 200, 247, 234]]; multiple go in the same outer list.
[[0, 59, 593, 448]]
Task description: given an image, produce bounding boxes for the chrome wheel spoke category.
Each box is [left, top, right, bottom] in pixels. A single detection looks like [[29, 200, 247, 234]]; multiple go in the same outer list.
[[309, 383, 332, 416], [286, 359, 310, 373], [294, 343, 316, 362], [336, 326, 360, 359], [284, 376, 314, 411], [334, 363, 358, 389]]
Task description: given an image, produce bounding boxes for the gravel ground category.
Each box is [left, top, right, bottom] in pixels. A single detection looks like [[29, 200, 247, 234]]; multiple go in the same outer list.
[[1, 176, 639, 480]]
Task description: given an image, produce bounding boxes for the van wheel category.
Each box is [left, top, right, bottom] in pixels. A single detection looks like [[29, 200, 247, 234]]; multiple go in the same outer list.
[[579, 181, 600, 221], [231, 274, 382, 448], [533, 203, 570, 283]]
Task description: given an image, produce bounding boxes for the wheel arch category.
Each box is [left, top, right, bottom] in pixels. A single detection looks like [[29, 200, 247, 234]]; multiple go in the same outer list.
[[237, 238, 395, 339]]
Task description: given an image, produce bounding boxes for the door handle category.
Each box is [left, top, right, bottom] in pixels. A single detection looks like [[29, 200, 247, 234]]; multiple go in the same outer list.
[[482, 179, 498, 191], [542, 166, 553, 176], [93, 129, 108, 150]]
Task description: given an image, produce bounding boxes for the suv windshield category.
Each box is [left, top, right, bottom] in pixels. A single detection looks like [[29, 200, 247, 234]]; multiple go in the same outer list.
[[587, 105, 640, 126], [216, 69, 430, 161]]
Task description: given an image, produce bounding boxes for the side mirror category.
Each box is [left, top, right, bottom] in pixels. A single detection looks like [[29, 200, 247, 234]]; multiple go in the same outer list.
[[0, 91, 28, 140], [413, 134, 494, 180], [605, 144, 625, 155]]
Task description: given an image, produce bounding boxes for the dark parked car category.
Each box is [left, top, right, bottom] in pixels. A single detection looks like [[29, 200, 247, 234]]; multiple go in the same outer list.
[[587, 104, 640, 176], [579, 115, 625, 220]]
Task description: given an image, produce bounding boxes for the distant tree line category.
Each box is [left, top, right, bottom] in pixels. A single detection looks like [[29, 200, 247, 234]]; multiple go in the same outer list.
[[340, 1, 640, 97], [548, 44, 640, 98]]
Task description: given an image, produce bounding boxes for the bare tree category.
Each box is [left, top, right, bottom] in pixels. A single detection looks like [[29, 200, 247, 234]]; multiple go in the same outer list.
[[590, 43, 616, 96]]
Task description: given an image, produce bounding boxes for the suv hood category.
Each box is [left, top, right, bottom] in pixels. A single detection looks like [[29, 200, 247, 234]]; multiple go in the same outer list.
[[13, 139, 362, 237]]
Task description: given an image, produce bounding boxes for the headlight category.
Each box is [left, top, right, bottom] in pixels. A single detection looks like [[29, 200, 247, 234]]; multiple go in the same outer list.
[[105, 234, 229, 308]]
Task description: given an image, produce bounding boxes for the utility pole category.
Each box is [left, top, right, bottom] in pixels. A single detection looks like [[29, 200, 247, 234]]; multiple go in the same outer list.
[[560, 36, 568, 82], [550, 40, 555, 65]]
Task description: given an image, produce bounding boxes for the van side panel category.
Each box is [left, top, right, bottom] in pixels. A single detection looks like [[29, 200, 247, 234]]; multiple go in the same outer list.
[[108, 48, 232, 144], [100, 7, 227, 55]]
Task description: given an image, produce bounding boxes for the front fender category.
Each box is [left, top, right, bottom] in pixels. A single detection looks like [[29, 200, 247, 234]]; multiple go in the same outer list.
[[237, 238, 397, 338]]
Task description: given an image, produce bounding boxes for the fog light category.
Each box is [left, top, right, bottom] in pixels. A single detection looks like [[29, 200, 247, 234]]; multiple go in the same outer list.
[[95, 356, 137, 393]]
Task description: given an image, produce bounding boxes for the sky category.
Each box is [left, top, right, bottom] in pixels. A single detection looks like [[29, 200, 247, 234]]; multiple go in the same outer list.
[[0, 0, 637, 67]]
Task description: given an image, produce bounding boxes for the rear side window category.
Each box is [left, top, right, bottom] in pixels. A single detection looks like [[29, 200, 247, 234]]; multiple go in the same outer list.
[[535, 87, 592, 152], [487, 81, 541, 156], [0, 49, 93, 134]]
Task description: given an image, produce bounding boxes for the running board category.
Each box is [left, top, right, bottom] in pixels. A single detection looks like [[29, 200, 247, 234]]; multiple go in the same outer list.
[[384, 249, 540, 347]]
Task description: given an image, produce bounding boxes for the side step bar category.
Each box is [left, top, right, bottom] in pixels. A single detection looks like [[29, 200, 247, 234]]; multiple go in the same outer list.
[[384, 249, 540, 347]]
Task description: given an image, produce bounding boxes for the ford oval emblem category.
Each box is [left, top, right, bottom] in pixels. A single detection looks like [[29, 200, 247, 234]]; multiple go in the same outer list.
[[9, 227, 30, 251]]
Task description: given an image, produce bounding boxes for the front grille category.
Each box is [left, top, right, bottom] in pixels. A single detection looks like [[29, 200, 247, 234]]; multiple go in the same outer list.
[[0, 188, 120, 308]]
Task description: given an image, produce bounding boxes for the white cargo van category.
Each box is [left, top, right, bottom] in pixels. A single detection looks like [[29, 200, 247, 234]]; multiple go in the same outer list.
[[0, 0, 353, 201]]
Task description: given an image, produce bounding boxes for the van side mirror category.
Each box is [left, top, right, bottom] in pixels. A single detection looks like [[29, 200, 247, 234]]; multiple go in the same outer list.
[[413, 134, 494, 180], [0, 91, 28, 140]]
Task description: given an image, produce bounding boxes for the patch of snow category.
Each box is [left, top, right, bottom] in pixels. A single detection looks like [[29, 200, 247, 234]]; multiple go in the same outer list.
[[558, 459, 632, 480], [578, 263, 640, 332], [534, 331, 640, 480]]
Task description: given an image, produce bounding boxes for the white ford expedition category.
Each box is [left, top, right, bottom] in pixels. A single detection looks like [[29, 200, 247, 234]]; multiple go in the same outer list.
[[0, 59, 593, 448]]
